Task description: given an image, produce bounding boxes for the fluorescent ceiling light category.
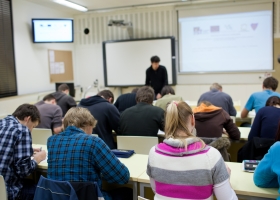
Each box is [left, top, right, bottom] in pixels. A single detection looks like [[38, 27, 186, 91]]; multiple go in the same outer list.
[[53, 0, 88, 12]]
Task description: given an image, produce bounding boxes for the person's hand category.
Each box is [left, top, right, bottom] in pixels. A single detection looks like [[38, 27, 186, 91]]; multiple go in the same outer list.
[[33, 147, 41, 153], [156, 93, 162, 99], [33, 150, 46, 164]]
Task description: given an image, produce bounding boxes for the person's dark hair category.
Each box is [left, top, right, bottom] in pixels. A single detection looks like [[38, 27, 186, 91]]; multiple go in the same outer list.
[[58, 83, 70, 92], [263, 77, 278, 91], [136, 86, 154, 104], [98, 90, 114, 103], [12, 104, 41, 123], [210, 83, 222, 90], [43, 94, 56, 101], [198, 101, 212, 106], [161, 86, 175, 97], [275, 121, 280, 142], [150, 56, 160, 63], [265, 96, 280, 106], [131, 88, 139, 94]]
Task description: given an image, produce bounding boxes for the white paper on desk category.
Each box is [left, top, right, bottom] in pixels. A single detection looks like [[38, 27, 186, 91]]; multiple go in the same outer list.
[[158, 129, 165, 135], [49, 50, 55, 62]]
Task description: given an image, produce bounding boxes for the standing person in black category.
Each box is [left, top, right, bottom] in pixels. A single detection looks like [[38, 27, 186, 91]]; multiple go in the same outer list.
[[52, 84, 77, 117], [145, 56, 168, 99]]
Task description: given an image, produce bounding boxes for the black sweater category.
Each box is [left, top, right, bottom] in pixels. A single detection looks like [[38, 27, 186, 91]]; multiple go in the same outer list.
[[119, 103, 164, 137], [145, 65, 168, 95], [52, 92, 77, 117], [114, 93, 137, 113], [78, 95, 120, 149]]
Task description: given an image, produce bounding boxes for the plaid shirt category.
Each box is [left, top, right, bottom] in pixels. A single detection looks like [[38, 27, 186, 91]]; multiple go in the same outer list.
[[47, 126, 130, 200], [0, 116, 37, 200]]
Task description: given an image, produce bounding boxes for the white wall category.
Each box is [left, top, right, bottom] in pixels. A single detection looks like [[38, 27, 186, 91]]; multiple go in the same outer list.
[[12, 0, 75, 95]]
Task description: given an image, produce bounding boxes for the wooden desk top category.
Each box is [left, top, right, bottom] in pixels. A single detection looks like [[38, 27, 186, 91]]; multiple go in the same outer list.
[[32, 144, 148, 181], [138, 162, 279, 199]]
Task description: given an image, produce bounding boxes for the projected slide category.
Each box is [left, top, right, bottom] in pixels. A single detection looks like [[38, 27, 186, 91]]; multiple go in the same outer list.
[[179, 11, 272, 72], [33, 20, 73, 42]]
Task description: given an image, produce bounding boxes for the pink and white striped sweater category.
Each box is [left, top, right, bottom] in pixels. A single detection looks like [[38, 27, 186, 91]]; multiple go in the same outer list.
[[147, 137, 237, 200]]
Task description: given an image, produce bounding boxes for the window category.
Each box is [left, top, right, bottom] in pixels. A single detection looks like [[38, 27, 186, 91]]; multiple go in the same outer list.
[[0, 0, 17, 98]]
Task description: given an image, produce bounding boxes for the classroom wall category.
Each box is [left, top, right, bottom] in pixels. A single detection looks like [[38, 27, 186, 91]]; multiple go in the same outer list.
[[12, 0, 75, 95], [73, 0, 278, 107]]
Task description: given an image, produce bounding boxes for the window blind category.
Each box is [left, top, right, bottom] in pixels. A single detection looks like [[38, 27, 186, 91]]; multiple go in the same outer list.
[[0, 0, 17, 98]]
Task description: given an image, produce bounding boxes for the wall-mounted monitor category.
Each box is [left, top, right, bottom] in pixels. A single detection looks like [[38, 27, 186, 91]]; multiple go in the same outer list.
[[32, 18, 74, 43]]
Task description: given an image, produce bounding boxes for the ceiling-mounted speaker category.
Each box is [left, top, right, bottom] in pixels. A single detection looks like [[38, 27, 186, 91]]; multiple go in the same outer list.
[[84, 28, 90, 35]]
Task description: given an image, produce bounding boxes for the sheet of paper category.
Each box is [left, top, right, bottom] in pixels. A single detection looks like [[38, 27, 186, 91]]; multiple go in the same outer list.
[[49, 50, 55, 62], [50, 62, 65, 74]]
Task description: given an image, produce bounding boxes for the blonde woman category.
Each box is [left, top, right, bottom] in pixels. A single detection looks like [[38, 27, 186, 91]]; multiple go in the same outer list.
[[147, 101, 237, 200]]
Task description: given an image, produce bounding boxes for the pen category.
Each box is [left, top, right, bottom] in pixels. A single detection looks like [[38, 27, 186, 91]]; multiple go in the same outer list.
[[40, 147, 42, 152]]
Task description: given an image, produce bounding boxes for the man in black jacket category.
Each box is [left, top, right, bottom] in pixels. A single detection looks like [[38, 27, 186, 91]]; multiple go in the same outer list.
[[78, 90, 119, 149], [145, 56, 168, 99], [52, 84, 77, 117], [119, 86, 164, 137]]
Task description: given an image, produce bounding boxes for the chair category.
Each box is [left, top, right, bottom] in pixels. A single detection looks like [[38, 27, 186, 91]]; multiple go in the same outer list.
[[32, 128, 52, 145], [138, 196, 149, 200], [0, 175, 7, 200], [117, 136, 158, 155]]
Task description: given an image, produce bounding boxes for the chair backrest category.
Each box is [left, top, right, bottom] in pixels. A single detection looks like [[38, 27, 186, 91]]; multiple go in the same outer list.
[[32, 128, 52, 145], [117, 136, 158, 155], [0, 175, 7, 200], [34, 176, 78, 200], [138, 196, 149, 200]]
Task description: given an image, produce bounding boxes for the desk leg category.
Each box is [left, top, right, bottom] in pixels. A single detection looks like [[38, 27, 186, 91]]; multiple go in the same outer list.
[[139, 183, 151, 198], [129, 181, 137, 200], [237, 195, 275, 200]]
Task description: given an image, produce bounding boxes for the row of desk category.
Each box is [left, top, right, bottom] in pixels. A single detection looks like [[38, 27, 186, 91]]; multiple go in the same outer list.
[[33, 144, 278, 200]]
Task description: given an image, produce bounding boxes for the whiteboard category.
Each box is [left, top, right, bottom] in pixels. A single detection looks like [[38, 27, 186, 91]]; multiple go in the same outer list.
[[103, 37, 176, 87]]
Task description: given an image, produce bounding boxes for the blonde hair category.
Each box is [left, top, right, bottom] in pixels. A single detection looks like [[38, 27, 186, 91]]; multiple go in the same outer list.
[[165, 101, 205, 147], [63, 107, 97, 129]]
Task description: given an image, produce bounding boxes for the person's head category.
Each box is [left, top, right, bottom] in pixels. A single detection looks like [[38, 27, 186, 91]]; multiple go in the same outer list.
[[136, 86, 154, 104], [165, 101, 204, 147], [263, 77, 278, 91], [161, 86, 175, 97], [265, 96, 280, 107], [43, 94, 56, 105], [63, 107, 97, 134], [210, 83, 222, 92], [98, 90, 114, 103], [58, 83, 70, 95], [198, 101, 213, 106], [131, 88, 139, 94], [151, 56, 160, 71], [12, 104, 41, 132], [275, 121, 280, 142]]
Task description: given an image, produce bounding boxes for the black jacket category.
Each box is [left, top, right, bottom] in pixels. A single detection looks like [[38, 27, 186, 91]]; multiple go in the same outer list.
[[52, 92, 77, 117], [145, 65, 168, 95], [114, 93, 137, 113], [119, 102, 164, 136], [78, 95, 120, 149]]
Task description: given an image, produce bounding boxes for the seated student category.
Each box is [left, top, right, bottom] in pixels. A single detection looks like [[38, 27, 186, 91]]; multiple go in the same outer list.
[[52, 83, 77, 117], [47, 107, 131, 200], [35, 94, 63, 134], [198, 83, 236, 116], [114, 88, 139, 113], [78, 90, 119, 149], [147, 101, 238, 200], [241, 76, 280, 118], [119, 86, 164, 136], [253, 125, 280, 194], [193, 101, 240, 140], [0, 104, 46, 200], [248, 96, 280, 141], [155, 86, 183, 110]]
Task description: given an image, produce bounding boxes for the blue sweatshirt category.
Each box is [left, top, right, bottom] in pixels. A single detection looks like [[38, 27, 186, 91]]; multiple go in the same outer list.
[[248, 106, 280, 141], [254, 142, 280, 199]]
